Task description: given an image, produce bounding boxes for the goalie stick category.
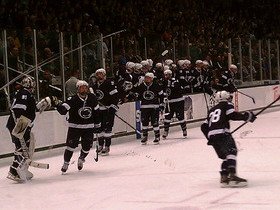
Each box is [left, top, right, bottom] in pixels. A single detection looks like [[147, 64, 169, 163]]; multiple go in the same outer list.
[[19, 138, 49, 169]]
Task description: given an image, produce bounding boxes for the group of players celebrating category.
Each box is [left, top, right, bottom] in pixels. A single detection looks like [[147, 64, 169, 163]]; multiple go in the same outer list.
[[6, 56, 256, 188]]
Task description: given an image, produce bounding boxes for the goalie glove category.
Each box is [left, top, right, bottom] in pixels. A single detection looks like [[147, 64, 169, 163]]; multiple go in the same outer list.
[[49, 96, 61, 107], [36, 97, 52, 113]]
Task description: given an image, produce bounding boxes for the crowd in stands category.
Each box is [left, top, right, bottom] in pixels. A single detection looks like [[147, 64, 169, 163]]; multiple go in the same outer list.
[[0, 0, 279, 111]]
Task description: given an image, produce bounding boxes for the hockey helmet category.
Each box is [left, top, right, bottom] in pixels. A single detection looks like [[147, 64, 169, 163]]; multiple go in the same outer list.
[[145, 72, 154, 79], [164, 69, 172, 75], [155, 63, 163, 68], [165, 59, 173, 66], [215, 91, 232, 102], [140, 60, 149, 67], [126, 62, 135, 70], [76, 80, 89, 88], [95, 68, 106, 75], [147, 59, 153, 67]]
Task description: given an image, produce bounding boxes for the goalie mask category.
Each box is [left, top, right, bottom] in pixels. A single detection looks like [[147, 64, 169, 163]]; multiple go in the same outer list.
[[76, 80, 89, 98], [21, 76, 35, 92]]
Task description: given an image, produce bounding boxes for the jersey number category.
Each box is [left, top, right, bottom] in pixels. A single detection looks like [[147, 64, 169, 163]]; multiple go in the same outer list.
[[209, 109, 221, 126]]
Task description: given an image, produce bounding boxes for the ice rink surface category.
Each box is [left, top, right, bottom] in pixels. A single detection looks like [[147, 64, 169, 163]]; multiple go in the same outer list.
[[1, 110, 280, 210]]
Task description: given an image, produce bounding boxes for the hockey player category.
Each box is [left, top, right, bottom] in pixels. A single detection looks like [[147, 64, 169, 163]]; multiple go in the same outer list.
[[130, 72, 164, 145], [56, 80, 101, 173], [214, 64, 238, 93], [90, 68, 119, 155], [201, 90, 256, 187], [162, 69, 187, 139], [6, 76, 59, 182]]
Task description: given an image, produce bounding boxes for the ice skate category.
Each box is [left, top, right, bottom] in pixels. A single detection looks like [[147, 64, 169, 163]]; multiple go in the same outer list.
[[101, 146, 110, 156], [183, 130, 187, 138], [220, 174, 229, 188], [162, 131, 168, 139], [153, 137, 160, 145], [77, 158, 85, 170], [61, 162, 69, 174], [7, 172, 25, 183], [141, 136, 148, 145], [228, 174, 247, 187]]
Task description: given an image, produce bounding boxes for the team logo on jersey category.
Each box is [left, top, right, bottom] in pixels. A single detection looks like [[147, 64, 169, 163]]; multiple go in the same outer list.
[[143, 90, 155, 100], [78, 107, 92, 119], [166, 88, 171, 96], [95, 90, 104, 100]]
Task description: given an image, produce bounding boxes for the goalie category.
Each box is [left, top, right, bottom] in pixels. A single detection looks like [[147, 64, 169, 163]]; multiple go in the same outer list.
[[6, 76, 59, 183]]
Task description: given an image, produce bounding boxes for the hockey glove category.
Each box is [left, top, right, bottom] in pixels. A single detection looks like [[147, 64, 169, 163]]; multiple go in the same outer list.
[[245, 111, 257, 122]]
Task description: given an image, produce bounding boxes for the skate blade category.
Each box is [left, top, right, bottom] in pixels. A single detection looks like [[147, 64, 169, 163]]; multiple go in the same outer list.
[[153, 141, 160, 145], [228, 181, 248, 188], [101, 152, 109, 156], [141, 142, 147, 145], [7, 174, 25, 183]]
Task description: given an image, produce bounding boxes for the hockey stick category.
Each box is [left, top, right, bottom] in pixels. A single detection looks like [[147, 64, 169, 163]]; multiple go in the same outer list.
[[231, 95, 280, 134], [115, 112, 142, 135], [97, 102, 142, 135], [93, 135, 98, 162], [237, 90, 255, 104]]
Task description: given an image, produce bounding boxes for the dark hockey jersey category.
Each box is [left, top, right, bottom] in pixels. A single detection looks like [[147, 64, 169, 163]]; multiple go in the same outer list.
[[205, 101, 248, 139], [214, 70, 236, 93], [57, 93, 100, 129], [162, 78, 184, 103], [6, 88, 36, 131], [90, 79, 119, 110], [132, 81, 164, 108], [175, 68, 192, 93]]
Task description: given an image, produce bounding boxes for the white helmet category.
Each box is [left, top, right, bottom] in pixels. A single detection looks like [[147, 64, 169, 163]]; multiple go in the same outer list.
[[21, 76, 35, 89], [147, 59, 153, 67], [195, 60, 203, 65], [163, 65, 170, 71], [215, 91, 231, 102], [177, 60, 185, 67], [95, 68, 106, 75], [145, 72, 154, 79], [76, 80, 89, 88], [126, 62, 135, 70], [155, 63, 163, 68], [140, 60, 149, 66], [164, 69, 172, 75], [165, 59, 173, 66], [229, 64, 237, 69]]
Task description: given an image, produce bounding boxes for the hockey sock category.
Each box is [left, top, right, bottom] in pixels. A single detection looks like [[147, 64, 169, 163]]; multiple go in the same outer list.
[[64, 148, 74, 162], [163, 122, 170, 132], [98, 137, 105, 147], [221, 160, 229, 175], [104, 137, 111, 147], [180, 121, 187, 131], [153, 126, 160, 139], [226, 154, 237, 174]]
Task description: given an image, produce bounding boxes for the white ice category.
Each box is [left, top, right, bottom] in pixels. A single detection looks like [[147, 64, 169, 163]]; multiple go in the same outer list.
[[1, 110, 280, 210]]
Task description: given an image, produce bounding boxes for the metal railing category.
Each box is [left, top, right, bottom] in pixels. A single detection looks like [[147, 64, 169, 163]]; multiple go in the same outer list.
[[0, 29, 279, 113]]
